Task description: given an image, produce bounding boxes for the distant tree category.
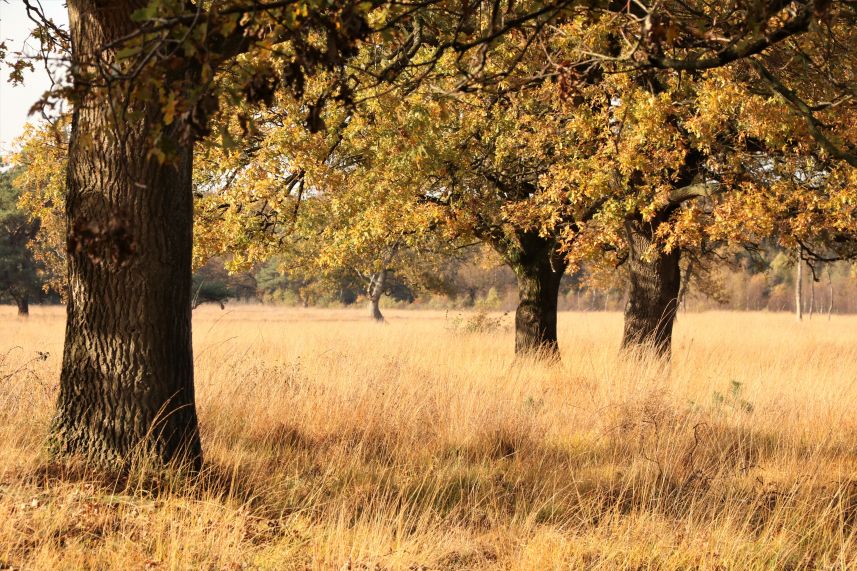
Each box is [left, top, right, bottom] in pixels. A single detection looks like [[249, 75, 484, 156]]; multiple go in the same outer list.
[[0, 169, 42, 316], [191, 260, 241, 310], [9, 122, 68, 297], [193, 101, 463, 322]]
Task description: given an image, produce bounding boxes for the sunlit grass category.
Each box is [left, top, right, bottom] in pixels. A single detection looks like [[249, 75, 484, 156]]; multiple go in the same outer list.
[[1, 305, 856, 569]]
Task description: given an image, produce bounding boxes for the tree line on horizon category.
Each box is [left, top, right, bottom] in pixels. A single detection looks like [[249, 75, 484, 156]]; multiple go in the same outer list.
[[5, 202, 856, 317], [166, 246, 857, 317], [0, 0, 854, 469]]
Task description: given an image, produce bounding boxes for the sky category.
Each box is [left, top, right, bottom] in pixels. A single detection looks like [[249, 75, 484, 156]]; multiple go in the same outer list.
[[0, 0, 68, 156]]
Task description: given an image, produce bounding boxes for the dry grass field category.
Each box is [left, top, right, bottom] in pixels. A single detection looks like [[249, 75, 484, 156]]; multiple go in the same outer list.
[[1, 305, 857, 569]]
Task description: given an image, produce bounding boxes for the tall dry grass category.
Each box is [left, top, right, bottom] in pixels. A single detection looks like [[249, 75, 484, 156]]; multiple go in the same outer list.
[[1, 305, 856, 569]]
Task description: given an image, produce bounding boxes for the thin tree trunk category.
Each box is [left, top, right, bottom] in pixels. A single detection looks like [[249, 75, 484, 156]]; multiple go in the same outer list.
[[366, 242, 400, 323], [795, 247, 803, 322], [50, 1, 201, 468], [507, 235, 566, 357], [15, 294, 29, 317], [827, 266, 834, 320], [809, 274, 815, 319], [368, 269, 387, 322], [621, 219, 681, 357]]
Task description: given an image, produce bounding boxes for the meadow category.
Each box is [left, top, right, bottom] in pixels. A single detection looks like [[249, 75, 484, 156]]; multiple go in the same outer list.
[[1, 305, 856, 569]]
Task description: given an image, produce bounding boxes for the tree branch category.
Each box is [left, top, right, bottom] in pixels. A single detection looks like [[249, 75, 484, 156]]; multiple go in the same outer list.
[[646, 1, 817, 71], [669, 181, 719, 205], [753, 61, 857, 168]]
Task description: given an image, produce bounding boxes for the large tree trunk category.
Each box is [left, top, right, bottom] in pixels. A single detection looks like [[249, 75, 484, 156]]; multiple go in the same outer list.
[[621, 219, 681, 358], [50, 1, 201, 468], [368, 270, 386, 322], [507, 234, 566, 357], [16, 294, 29, 317]]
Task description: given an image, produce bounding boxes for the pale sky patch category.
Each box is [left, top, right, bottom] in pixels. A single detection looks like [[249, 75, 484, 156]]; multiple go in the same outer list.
[[0, 0, 68, 157]]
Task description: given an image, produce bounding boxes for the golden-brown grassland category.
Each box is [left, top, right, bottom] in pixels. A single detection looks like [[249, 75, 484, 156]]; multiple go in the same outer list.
[[1, 305, 856, 570]]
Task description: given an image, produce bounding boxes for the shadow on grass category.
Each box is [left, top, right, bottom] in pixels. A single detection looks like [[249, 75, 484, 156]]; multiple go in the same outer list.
[[13, 413, 857, 548]]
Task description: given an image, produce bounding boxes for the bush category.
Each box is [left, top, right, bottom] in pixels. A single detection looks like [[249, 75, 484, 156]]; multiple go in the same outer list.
[[446, 309, 510, 334], [476, 287, 502, 310]]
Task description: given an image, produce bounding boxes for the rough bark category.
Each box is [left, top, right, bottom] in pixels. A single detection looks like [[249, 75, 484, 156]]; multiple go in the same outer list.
[[506, 233, 566, 357], [16, 294, 29, 317], [368, 270, 387, 322], [50, 1, 201, 468], [621, 218, 681, 357], [620, 144, 708, 358]]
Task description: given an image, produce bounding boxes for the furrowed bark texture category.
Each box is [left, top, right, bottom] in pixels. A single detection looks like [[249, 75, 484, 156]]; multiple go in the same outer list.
[[621, 218, 681, 357], [620, 142, 705, 358], [507, 233, 566, 357], [51, 1, 201, 467]]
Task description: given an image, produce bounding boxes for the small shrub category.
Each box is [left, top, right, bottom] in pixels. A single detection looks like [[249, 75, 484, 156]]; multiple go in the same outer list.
[[446, 309, 510, 334], [476, 287, 502, 310], [711, 380, 754, 414]]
